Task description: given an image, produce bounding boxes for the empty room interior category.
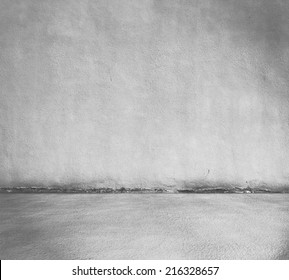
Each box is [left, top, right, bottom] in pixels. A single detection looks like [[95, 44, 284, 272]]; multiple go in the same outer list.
[[0, 0, 289, 260]]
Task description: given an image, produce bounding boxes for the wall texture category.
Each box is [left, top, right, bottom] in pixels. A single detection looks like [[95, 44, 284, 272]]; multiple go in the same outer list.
[[1, 0, 289, 187]]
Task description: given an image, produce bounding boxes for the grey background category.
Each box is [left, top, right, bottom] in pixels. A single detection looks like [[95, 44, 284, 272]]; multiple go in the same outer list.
[[1, 0, 289, 187]]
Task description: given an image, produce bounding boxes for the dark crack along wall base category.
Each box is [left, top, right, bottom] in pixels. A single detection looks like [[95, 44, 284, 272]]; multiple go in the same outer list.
[[1, 0, 289, 188]]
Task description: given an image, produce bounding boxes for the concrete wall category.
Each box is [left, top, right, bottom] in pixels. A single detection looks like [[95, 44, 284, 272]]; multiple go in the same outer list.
[[1, 0, 289, 187]]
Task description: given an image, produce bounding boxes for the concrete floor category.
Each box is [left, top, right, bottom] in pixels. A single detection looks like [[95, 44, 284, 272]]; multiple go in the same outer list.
[[0, 193, 288, 259]]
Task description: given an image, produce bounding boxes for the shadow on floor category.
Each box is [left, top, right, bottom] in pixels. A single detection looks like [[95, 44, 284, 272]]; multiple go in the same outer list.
[[276, 241, 289, 260]]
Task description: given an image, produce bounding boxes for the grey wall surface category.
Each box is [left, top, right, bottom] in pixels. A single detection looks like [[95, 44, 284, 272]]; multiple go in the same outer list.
[[1, 0, 289, 187]]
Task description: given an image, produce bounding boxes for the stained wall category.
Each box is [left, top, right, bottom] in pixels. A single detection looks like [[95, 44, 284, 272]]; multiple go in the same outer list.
[[1, 0, 289, 186]]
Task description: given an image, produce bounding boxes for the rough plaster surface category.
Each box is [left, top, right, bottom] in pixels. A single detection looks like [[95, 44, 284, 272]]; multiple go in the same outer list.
[[0, 194, 289, 259], [1, 0, 289, 187]]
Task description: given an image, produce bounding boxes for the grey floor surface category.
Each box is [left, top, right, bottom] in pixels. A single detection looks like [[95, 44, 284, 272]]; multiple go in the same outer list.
[[0, 193, 288, 259]]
